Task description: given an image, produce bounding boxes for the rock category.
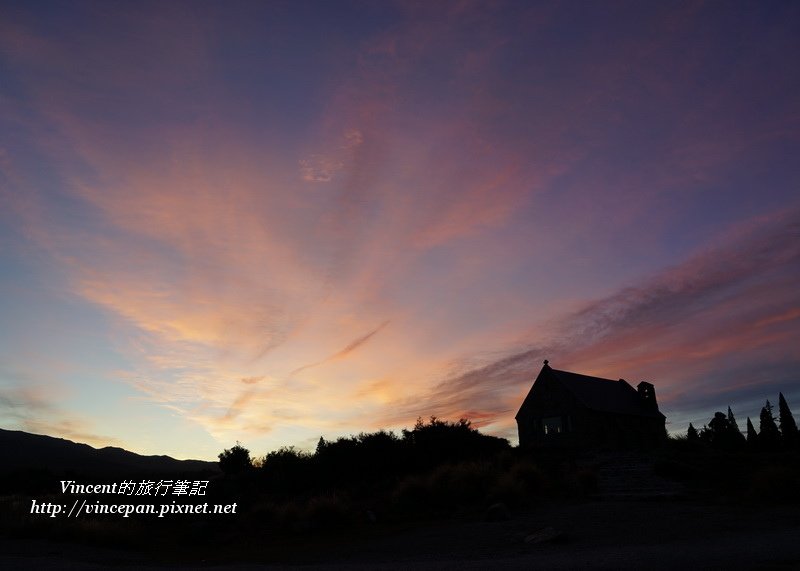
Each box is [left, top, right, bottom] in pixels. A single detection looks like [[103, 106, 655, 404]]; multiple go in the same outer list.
[[484, 502, 511, 521], [524, 526, 563, 544]]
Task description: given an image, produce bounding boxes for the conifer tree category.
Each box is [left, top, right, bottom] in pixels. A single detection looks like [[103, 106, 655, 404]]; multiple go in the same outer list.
[[727, 406, 746, 445], [687, 423, 698, 442], [759, 401, 780, 449], [746, 417, 758, 445], [778, 392, 799, 446]]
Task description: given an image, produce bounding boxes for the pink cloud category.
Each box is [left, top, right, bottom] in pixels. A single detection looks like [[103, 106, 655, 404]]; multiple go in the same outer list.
[[2, 2, 798, 456], [379, 207, 800, 436]]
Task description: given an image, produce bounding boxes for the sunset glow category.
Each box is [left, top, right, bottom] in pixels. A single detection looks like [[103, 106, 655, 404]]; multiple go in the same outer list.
[[1, 1, 798, 459]]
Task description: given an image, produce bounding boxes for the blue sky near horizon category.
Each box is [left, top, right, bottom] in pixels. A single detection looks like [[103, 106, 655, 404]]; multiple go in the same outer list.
[[1, 1, 798, 459]]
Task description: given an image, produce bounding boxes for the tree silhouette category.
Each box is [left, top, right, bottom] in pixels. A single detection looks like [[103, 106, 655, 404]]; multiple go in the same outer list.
[[759, 401, 780, 450], [746, 417, 758, 446], [706, 411, 743, 450], [401, 416, 509, 469], [218, 442, 253, 475], [727, 407, 746, 446], [260, 446, 314, 492], [707, 412, 726, 446], [698, 424, 712, 444], [778, 392, 798, 447], [687, 423, 699, 443]]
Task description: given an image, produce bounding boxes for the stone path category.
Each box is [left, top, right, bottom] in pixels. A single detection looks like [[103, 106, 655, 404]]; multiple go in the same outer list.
[[593, 453, 686, 500]]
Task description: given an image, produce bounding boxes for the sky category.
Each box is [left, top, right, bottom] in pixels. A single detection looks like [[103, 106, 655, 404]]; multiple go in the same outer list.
[[0, 1, 798, 460]]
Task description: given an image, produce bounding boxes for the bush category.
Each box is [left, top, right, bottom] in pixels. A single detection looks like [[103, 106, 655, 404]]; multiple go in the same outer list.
[[218, 443, 253, 475], [260, 446, 314, 493], [748, 465, 800, 502]]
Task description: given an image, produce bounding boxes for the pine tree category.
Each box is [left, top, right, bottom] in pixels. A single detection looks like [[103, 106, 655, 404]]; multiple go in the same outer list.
[[746, 417, 758, 445], [759, 401, 780, 449], [778, 393, 799, 446], [727, 406, 746, 445], [687, 423, 698, 442]]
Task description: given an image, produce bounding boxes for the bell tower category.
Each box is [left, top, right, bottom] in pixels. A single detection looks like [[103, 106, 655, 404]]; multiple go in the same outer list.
[[637, 381, 658, 411]]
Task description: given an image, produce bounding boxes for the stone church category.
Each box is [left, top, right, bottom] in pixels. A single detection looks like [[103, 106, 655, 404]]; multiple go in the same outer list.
[[516, 361, 667, 448]]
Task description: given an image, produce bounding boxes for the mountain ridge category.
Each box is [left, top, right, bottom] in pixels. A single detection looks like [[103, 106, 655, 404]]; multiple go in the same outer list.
[[0, 427, 219, 478]]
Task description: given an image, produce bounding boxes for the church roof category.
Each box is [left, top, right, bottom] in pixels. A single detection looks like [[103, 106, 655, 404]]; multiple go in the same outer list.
[[517, 363, 665, 419]]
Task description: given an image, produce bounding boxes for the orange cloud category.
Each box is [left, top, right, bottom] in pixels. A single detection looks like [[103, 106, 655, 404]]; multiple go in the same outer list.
[[754, 308, 800, 329], [3, 2, 798, 457], [0, 381, 117, 448], [377, 207, 800, 438], [291, 320, 390, 375]]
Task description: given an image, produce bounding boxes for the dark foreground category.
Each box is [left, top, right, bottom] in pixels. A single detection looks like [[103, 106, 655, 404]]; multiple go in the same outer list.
[[2, 498, 799, 570]]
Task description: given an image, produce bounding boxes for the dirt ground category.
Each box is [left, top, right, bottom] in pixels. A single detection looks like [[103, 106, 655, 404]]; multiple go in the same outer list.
[[2, 498, 799, 570]]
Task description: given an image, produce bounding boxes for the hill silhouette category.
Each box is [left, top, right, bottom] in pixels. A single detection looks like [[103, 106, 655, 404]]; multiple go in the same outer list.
[[0, 428, 217, 483]]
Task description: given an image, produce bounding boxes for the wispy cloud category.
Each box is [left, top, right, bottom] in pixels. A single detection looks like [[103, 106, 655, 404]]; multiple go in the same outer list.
[[383, 207, 800, 434], [1, 2, 798, 456], [0, 378, 117, 447], [292, 320, 390, 375], [300, 155, 345, 183], [299, 129, 364, 183]]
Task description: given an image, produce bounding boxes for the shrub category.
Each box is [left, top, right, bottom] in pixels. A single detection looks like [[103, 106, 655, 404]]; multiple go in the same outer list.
[[748, 465, 799, 502], [218, 443, 253, 475]]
